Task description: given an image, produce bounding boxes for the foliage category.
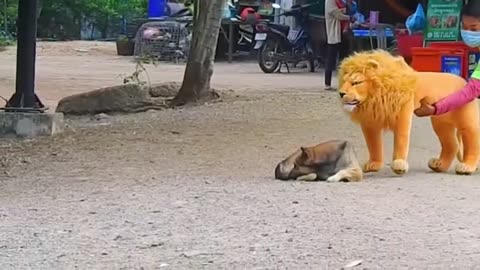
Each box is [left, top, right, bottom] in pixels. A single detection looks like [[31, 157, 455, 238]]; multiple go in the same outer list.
[[0, 31, 13, 50], [122, 55, 158, 88], [1, 0, 18, 36], [116, 34, 129, 42], [2, 0, 147, 39]]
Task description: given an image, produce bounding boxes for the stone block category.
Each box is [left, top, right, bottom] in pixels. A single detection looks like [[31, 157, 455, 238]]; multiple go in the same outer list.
[[0, 112, 64, 138]]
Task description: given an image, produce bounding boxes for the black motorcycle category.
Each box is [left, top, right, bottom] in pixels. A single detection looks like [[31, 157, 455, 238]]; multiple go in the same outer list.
[[253, 2, 318, 73]]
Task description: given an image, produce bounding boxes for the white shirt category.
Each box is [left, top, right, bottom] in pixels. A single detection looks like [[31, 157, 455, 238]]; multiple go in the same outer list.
[[324, 0, 350, 44]]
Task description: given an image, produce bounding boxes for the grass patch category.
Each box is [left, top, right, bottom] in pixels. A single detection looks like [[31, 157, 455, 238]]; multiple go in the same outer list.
[[0, 34, 14, 51]]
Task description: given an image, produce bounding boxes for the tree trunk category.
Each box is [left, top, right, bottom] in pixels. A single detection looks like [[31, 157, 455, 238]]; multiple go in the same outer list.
[[170, 0, 224, 106]]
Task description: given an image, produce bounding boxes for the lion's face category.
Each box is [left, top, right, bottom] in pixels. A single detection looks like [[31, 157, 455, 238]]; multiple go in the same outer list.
[[338, 71, 373, 112], [337, 51, 417, 123]]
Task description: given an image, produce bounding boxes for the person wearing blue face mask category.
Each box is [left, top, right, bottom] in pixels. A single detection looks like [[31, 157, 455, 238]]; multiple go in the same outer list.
[[415, 0, 480, 117]]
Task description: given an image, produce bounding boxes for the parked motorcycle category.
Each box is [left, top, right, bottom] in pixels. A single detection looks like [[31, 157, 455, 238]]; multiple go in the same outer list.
[[253, 2, 318, 73]]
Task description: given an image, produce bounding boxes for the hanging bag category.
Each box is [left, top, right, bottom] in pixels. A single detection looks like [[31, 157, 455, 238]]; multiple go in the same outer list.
[[406, 3, 426, 35]]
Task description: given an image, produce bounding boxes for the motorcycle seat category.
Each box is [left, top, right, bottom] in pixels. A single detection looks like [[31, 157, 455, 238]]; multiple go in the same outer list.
[[269, 23, 290, 35]]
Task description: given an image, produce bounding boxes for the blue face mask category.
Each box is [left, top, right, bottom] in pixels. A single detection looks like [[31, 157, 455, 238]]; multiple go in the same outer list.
[[461, 29, 480, 48]]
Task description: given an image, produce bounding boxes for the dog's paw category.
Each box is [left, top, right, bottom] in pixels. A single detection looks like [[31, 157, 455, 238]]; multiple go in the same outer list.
[[296, 173, 317, 181], [455, 163, 477, 175], [391, 159, 408, 175], [326, 175, 340, 182], [428, 158, 449, 172], [362, 161, 383, 173]]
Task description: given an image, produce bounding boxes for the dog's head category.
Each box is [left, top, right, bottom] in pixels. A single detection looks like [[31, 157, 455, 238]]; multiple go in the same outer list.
[[274, 141, 346, 181]]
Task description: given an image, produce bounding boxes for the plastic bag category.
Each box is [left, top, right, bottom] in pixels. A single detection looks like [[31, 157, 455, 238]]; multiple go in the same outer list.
[[406, 3, 426, 35], [346, 0, 358, 16], [223, 4, 232, 19], [353, 12, 365, 24]]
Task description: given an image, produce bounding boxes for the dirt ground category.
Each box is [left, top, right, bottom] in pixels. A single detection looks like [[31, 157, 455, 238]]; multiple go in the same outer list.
[[1, 41, 480, 270]]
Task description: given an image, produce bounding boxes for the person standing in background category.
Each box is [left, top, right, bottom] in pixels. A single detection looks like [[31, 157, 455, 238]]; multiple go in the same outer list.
[[324, 0, 350, 91], [339, 0, 356, 60]]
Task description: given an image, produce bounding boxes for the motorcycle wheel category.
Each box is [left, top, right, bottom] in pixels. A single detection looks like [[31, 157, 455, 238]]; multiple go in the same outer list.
[[258, 39, 280, 74]]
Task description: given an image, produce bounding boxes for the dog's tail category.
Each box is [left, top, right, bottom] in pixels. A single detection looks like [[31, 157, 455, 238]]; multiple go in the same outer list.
[[456, 130, 463, 162]]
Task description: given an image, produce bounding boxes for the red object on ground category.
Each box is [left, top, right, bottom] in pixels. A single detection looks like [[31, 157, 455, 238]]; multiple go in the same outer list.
[[395, 29, 424, 59]]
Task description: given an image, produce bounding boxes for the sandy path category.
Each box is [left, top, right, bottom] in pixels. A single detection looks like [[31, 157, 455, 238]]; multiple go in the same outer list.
[[0, 41, 479, 269]]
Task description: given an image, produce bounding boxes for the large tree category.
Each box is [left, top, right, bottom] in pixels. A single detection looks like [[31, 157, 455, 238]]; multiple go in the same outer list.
[[170, 0, 225, 106]]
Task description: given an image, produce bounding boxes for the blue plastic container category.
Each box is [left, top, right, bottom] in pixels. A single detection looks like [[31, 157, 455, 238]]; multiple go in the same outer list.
[[441, 55, 462, 77], [148, 0, 166, 18]]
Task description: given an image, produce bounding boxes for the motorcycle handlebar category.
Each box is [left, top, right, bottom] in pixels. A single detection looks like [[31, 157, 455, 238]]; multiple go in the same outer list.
[[283, 2, 320, 14], [271, 1, 320, 18]]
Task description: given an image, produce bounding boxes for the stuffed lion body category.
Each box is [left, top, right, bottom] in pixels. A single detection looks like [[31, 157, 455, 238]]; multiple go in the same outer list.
[[338, 50, 480, 175]]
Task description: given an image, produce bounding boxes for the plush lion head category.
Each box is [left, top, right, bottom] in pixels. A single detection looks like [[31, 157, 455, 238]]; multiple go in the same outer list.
[[337, 50, 417, 126]]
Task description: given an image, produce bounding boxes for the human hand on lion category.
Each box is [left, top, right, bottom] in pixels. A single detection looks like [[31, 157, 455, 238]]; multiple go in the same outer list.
[[414, 97, 436, 117]]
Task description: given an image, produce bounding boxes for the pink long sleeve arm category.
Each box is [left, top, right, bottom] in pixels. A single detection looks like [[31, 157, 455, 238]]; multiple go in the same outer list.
[[434, 78, 480, 115]]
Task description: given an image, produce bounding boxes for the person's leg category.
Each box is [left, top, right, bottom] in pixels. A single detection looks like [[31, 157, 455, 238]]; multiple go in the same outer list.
[[324, 44, 334, 89], [324, 43, 340, 90], [340, 30, 353, 61]]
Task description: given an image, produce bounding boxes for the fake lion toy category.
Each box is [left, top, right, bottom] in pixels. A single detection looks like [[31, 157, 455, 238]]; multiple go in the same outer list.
[[338, 50, 480, 175]]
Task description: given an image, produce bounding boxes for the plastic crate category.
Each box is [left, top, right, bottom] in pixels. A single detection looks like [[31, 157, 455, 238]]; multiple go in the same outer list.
[[428, 41, 480, 78], [411, 47, 465, 77]]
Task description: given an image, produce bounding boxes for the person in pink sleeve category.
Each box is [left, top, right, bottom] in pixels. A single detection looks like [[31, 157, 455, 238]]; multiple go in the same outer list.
[[415, 1, 480, 117]]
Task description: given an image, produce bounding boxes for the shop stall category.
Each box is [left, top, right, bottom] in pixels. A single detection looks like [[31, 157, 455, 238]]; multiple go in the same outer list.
[[410, 0, 480, 79]]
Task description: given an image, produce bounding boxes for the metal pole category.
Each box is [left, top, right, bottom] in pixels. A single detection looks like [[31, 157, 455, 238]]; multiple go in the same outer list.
[[3, 0, 7, 34], [6, 0, 45, 111]]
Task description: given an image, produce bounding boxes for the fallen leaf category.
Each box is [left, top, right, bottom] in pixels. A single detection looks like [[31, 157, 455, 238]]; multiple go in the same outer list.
[[343, 259, 363, 268]]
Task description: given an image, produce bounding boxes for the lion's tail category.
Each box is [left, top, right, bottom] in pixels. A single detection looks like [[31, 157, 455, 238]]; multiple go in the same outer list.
[[456, 130, 463, 162]]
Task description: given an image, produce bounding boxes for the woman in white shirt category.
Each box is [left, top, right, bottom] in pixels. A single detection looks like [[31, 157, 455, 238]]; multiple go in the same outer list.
[[324, 0, 350, 91]]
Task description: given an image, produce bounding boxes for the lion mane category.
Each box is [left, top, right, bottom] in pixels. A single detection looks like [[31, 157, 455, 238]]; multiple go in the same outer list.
[[338, 50, 417, 127]]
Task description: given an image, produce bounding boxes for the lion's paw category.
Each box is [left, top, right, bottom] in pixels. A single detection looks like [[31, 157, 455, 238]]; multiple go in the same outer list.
[[391, 159, 409, 175], [362, 161, 383, 173], [455, 163, 477, 175], [428, 158, 449, 173]]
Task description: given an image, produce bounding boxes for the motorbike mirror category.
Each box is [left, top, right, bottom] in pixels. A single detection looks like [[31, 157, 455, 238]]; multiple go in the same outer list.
[[272, 3, 281, 9]]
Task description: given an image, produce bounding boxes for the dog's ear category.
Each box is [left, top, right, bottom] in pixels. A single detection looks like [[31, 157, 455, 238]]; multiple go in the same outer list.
[[367, 59, 380, 69], [300, 146, 311, 160], [339, 141, 348, 150], [300, 146, 316, 164], [300, 146, 308, 157]]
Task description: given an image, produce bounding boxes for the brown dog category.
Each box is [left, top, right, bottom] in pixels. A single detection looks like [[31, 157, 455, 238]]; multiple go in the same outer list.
[[274, 140, 363, 182]]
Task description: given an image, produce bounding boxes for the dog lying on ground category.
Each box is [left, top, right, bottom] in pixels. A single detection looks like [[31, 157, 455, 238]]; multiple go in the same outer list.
[[274, 140, 363, 182]]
